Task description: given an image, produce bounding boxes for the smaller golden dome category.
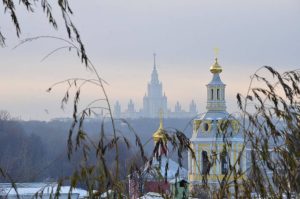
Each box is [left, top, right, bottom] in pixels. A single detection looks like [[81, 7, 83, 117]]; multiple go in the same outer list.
[[210, 58, 222, 74], [153, 112, 167, 143], [153, 127, 166, 143]]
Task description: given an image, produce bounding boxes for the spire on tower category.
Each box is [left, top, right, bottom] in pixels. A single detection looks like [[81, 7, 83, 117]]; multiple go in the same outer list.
[[153, 53, 156, 70], [206, 50, 226, 112], [151, 53, 159, 84], [153, 109, 166, 144]]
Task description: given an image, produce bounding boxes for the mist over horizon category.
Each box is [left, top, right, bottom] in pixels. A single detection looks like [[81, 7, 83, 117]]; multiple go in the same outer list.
[[1, 0, 300, 120]]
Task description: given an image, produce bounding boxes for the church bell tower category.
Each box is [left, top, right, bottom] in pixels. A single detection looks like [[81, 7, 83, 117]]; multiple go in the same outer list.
[[188, 55, 246, 192]]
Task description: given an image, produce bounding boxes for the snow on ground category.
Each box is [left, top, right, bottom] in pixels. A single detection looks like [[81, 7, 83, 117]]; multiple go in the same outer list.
[[0, 183, 88, 199], [138, 192, 164, 199]]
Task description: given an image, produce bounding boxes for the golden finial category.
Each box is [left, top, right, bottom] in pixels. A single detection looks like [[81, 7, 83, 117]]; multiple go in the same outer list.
[[210, 48, 222, 74], [159, 109, 163, 129]]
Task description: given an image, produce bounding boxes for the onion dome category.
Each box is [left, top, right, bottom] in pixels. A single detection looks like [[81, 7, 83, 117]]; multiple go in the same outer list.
[[153, 112, 167, 143], [210, 58, 222, 74]]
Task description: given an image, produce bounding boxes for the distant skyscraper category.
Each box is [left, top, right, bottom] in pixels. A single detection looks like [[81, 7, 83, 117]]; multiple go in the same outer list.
[[142, 53, 168, 118], [174, 102, 182, 113], [113, 101, 121, 118], [189, 100, 197, 114], [127, 99, 136, 118], [113, 54, 198, 119]]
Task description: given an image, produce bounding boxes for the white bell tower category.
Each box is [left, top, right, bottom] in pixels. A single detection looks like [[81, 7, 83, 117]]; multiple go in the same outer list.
[[188, 55, 246, 193]]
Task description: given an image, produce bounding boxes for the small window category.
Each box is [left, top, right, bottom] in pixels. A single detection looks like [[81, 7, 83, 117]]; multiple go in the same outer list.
[[202, 151, 210, 174], [238, 154, 243, 173], [220, 151, 228, 174], [211, 89, 213, 100], [217, 89, 220, 100], [202, 121, 211, 132], [204, 123, 209, 131]]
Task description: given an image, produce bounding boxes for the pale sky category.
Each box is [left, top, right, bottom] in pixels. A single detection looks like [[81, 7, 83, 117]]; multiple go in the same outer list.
[[0, 0, 300, 120]]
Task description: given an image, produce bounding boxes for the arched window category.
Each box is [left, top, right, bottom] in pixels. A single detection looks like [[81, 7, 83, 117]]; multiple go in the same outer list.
[[217, 89, 220, 100], [204, 123, 209, 131], [211, 89, 213, 100], [220, 151, 228, 174], [237, 152, 243, 173], [238, 156, 243, 172], [202, 151, 210, 174]]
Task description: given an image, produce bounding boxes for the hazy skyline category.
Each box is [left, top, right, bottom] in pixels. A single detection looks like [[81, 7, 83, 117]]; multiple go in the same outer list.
[[1, 0, 300, 120]]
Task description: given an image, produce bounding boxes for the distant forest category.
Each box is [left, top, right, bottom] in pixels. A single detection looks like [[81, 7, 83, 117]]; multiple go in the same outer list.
[[0, 114, 192, 183]]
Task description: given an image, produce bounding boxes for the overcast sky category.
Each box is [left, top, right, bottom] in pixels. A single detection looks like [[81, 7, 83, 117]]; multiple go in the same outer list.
[[1, 0, 300, 120]]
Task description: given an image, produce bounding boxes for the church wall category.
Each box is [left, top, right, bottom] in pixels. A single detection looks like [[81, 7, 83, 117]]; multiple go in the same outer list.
[[144, 181, 170, 195]]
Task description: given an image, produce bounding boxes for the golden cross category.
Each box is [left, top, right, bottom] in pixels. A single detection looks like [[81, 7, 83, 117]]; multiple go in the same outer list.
[[214, 48, 219, 58]]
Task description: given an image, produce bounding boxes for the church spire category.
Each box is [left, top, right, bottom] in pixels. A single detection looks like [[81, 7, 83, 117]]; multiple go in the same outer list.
[[206, 53, 226, 112]]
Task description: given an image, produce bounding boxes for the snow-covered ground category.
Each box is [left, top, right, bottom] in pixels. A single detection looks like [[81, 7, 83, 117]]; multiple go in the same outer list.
[[0, 183, 88, 199]]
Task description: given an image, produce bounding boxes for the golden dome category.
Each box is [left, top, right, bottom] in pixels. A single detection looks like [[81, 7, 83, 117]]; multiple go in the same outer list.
[[210, 58, 222, 74], [153, 112, 167, 143]]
